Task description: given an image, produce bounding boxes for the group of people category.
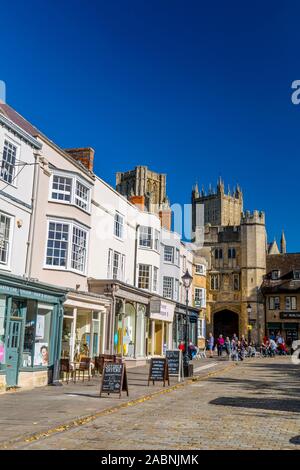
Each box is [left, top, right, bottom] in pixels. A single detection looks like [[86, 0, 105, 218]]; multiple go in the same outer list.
[[260, 333, 288, 357], [178, 340, 198, 359], [206, 331, 289, 360], [206, 332, 254, 361]]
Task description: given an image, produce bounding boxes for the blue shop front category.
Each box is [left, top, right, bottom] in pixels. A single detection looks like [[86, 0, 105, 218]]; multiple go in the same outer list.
[[0, 273, 66, 392]]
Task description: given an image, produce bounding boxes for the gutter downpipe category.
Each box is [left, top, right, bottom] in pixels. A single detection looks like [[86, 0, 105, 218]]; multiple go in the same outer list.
[[133, 224, 140, 288], [25, 150, 40, 277]]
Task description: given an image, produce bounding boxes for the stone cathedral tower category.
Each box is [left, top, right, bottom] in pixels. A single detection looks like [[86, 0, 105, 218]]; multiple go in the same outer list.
[[116, 166, 172, 230], [192, 179, 267, 343]]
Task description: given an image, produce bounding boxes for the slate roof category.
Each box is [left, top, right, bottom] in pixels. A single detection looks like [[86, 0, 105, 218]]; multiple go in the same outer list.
[[0, 102, 39, 137], [262, 253, 300, 293]]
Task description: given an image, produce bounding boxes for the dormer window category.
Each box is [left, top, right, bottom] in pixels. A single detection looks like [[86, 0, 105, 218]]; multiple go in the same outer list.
[[271, 270, 280, 280], [294, 270, 300, 280], [50, 172, 91, 213]]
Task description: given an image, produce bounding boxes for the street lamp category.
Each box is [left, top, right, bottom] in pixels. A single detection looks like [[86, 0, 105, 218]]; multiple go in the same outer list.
[[247, 303, 252, 344], [181, 269, 193, 377]]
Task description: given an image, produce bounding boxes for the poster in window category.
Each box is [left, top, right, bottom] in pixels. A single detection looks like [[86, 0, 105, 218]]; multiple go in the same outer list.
[[0, 341, 5, 363], [36, 315, 45, 339], [34, 342, 49, 366]]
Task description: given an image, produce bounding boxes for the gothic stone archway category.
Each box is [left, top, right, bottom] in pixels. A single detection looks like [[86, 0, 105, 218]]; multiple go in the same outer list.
[[213, 310, 239, 339]]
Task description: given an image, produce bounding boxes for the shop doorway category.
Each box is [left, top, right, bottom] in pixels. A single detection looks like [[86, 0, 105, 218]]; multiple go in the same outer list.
[[6, 299, 26, 387], [6, 319, 22, 387], [213, 310, 239, 339], [154, 321, 163, 355]]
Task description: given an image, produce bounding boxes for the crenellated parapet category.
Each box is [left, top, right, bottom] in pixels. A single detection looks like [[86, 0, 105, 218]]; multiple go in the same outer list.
[[241, 210, 265, 225]]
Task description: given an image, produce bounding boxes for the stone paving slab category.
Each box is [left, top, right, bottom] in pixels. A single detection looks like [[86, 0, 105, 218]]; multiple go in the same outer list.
[[0, 358, 229, 448], [8, 357, 300, 450]]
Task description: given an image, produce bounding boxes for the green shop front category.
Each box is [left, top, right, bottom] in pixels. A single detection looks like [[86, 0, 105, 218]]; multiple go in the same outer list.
[[0, 273, 65, 392]]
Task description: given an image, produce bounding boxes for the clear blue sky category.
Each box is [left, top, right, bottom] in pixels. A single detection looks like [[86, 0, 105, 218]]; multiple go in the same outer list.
[[1, 0, 299, 250]]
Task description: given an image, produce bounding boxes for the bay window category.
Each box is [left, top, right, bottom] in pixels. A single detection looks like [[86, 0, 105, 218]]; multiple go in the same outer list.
[[51, 175, 72, 202], [139, 226, 160, 250], [45, 220, 88, 273], [50, 172, 91, 212], [139, 226, 152, 248]]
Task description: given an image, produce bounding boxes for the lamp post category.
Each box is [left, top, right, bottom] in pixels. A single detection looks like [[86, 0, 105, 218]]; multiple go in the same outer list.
[[181, 269, 193, 377], [247, 303, 252, 344]]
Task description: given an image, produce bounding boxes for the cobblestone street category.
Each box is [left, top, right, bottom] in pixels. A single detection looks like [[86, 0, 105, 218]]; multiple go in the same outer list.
[[7, 357, 300, 450]]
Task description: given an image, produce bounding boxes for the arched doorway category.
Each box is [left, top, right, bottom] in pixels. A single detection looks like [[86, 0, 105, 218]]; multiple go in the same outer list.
[[213, 310, 239, 339]]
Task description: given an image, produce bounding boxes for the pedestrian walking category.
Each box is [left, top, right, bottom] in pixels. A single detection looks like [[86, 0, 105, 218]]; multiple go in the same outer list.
[[232, 333, 238, 343], [237, 340, 244, 361], [206, 332, 214, 358], [224, 336, 231, 359], [231, 338, 238, 361], [240, 335, 248, 360], [217, 334, 224, 357]]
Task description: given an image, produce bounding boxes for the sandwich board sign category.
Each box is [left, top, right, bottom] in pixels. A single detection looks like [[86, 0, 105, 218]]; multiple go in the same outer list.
[[100, 362, 129, 398], [166, 349, 183, 382], [148, 358, 170, 387]]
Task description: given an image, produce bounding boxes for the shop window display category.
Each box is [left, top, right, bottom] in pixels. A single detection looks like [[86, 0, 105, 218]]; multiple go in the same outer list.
[[0, 296, 6, 366], [22, 301, 52, 367]]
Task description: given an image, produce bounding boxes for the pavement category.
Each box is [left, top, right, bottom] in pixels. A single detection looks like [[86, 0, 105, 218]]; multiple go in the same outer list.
[[1, 356, 299, 450], [0, 357, 231, 449]]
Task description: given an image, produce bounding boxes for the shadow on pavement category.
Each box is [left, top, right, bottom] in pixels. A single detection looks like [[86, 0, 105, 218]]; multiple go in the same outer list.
[[210, 396, 300, 413]]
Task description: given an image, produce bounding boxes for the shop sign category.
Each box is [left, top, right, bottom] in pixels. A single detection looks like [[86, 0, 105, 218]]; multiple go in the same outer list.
[[100, 363, 129, 398], [0, 285, 59, 303], [150, 300, 175, 322], [148, 358, 170, 387], [280, 312, 300, 319], [166, 350, 183, 382]]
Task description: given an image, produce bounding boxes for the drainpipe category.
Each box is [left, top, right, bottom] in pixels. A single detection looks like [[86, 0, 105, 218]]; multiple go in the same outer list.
[[25, 150, 40, 278], [133, 224, 140, 287], [49, 300, 64, 386]]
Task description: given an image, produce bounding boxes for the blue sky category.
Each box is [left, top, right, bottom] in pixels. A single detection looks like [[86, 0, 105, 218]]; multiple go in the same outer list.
[[1, 0, 299, 250]]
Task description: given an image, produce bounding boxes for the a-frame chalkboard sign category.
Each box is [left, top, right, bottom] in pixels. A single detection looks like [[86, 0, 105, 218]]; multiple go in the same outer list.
[[166, 349, 183, 382], [100, 362, 129, 398], [148, 357, 170, 387]]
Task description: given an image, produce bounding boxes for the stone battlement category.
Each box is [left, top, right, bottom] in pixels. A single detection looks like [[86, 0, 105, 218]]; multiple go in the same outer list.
[[241, 210, 265, 224]]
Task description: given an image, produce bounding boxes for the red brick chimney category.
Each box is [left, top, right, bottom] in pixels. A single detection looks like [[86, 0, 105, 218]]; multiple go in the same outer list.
[[129, 195, 145, 211], [65, 147, 94, 172], [159, 208, 172, 231]]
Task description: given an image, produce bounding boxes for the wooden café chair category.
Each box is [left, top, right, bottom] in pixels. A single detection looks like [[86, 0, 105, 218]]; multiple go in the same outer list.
[[60, 358, 75, 384], [77, 357, 91, 382]]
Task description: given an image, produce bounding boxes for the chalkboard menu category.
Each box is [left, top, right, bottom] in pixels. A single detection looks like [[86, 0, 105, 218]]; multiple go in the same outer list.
[[148, 358, 169, 387], [166, 350, 183, 381], [100, 362, 129, 398]]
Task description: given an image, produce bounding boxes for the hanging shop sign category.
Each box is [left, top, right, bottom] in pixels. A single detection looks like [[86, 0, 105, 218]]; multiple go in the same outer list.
[[150, 300, 175, 322]]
